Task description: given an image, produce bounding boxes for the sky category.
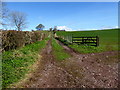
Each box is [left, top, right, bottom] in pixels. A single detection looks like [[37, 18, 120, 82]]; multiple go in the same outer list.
[[5, 2, 118, 31]]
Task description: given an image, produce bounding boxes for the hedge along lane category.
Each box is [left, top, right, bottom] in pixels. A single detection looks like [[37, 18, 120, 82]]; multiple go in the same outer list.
[[2, 37, 49, 88], [2, 30, 49, 52]]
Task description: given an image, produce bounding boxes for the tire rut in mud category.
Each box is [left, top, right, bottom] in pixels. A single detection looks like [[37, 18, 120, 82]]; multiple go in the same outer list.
[[56, 38, 118, 88], [22, 38, 82, 88], [19, 38, 118, 88]]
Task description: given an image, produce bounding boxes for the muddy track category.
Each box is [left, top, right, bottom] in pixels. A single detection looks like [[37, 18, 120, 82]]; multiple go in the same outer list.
[[56, 39, 118, 88], [20, 37, 118, 88], [22, 38, 82, 88]]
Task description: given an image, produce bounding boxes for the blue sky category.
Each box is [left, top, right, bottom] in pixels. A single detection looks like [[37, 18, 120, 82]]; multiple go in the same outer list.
[[6, 2, 118, 31]]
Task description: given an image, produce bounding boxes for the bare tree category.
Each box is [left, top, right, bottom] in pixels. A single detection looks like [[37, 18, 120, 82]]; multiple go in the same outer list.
[[2, 3, 9, 19], [9, 11, 27, 31], [0, 2, 9, 29]]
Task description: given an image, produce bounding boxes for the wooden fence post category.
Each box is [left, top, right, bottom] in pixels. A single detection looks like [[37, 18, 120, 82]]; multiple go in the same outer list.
[[96, 36, 99, 46], [71, 35, 73, 44]]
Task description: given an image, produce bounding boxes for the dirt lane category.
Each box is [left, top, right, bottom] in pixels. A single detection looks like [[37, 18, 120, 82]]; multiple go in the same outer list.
[[57, 39, 118, 88], [22, 38, 82, 88], [20, 38, 118, 88]]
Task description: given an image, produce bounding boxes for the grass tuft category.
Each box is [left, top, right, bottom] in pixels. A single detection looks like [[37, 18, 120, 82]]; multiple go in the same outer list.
[[52, 38, 71, 61]]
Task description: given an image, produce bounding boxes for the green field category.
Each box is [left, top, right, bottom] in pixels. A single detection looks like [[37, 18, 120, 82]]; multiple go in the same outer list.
[[56, 29, 119, 53]]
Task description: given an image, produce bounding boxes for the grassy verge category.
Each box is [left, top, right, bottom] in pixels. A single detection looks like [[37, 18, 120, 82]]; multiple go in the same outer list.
[[2, 38, 49, 88], [52, 38, 71, 61], [69, 44, 106, 53], [69, 44, 118, 54]]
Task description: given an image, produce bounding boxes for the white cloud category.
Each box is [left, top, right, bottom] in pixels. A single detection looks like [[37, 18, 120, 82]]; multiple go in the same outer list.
[[101, 26, 119, 30], [57, 26, 98, 31], [57, 26, 74, 31], [115, 26, 119, 28], [56, 25, 119, 32], [77, 28, 98, 31]]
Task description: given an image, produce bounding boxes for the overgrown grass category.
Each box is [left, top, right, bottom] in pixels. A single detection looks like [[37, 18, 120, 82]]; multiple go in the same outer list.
[[52, 38, 71, 61], [2, 38, 49, 88], [56, 29, 119, 53]]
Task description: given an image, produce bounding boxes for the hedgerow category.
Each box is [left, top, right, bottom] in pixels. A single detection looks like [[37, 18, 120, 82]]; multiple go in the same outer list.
[[2, 30, 48, 51]]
